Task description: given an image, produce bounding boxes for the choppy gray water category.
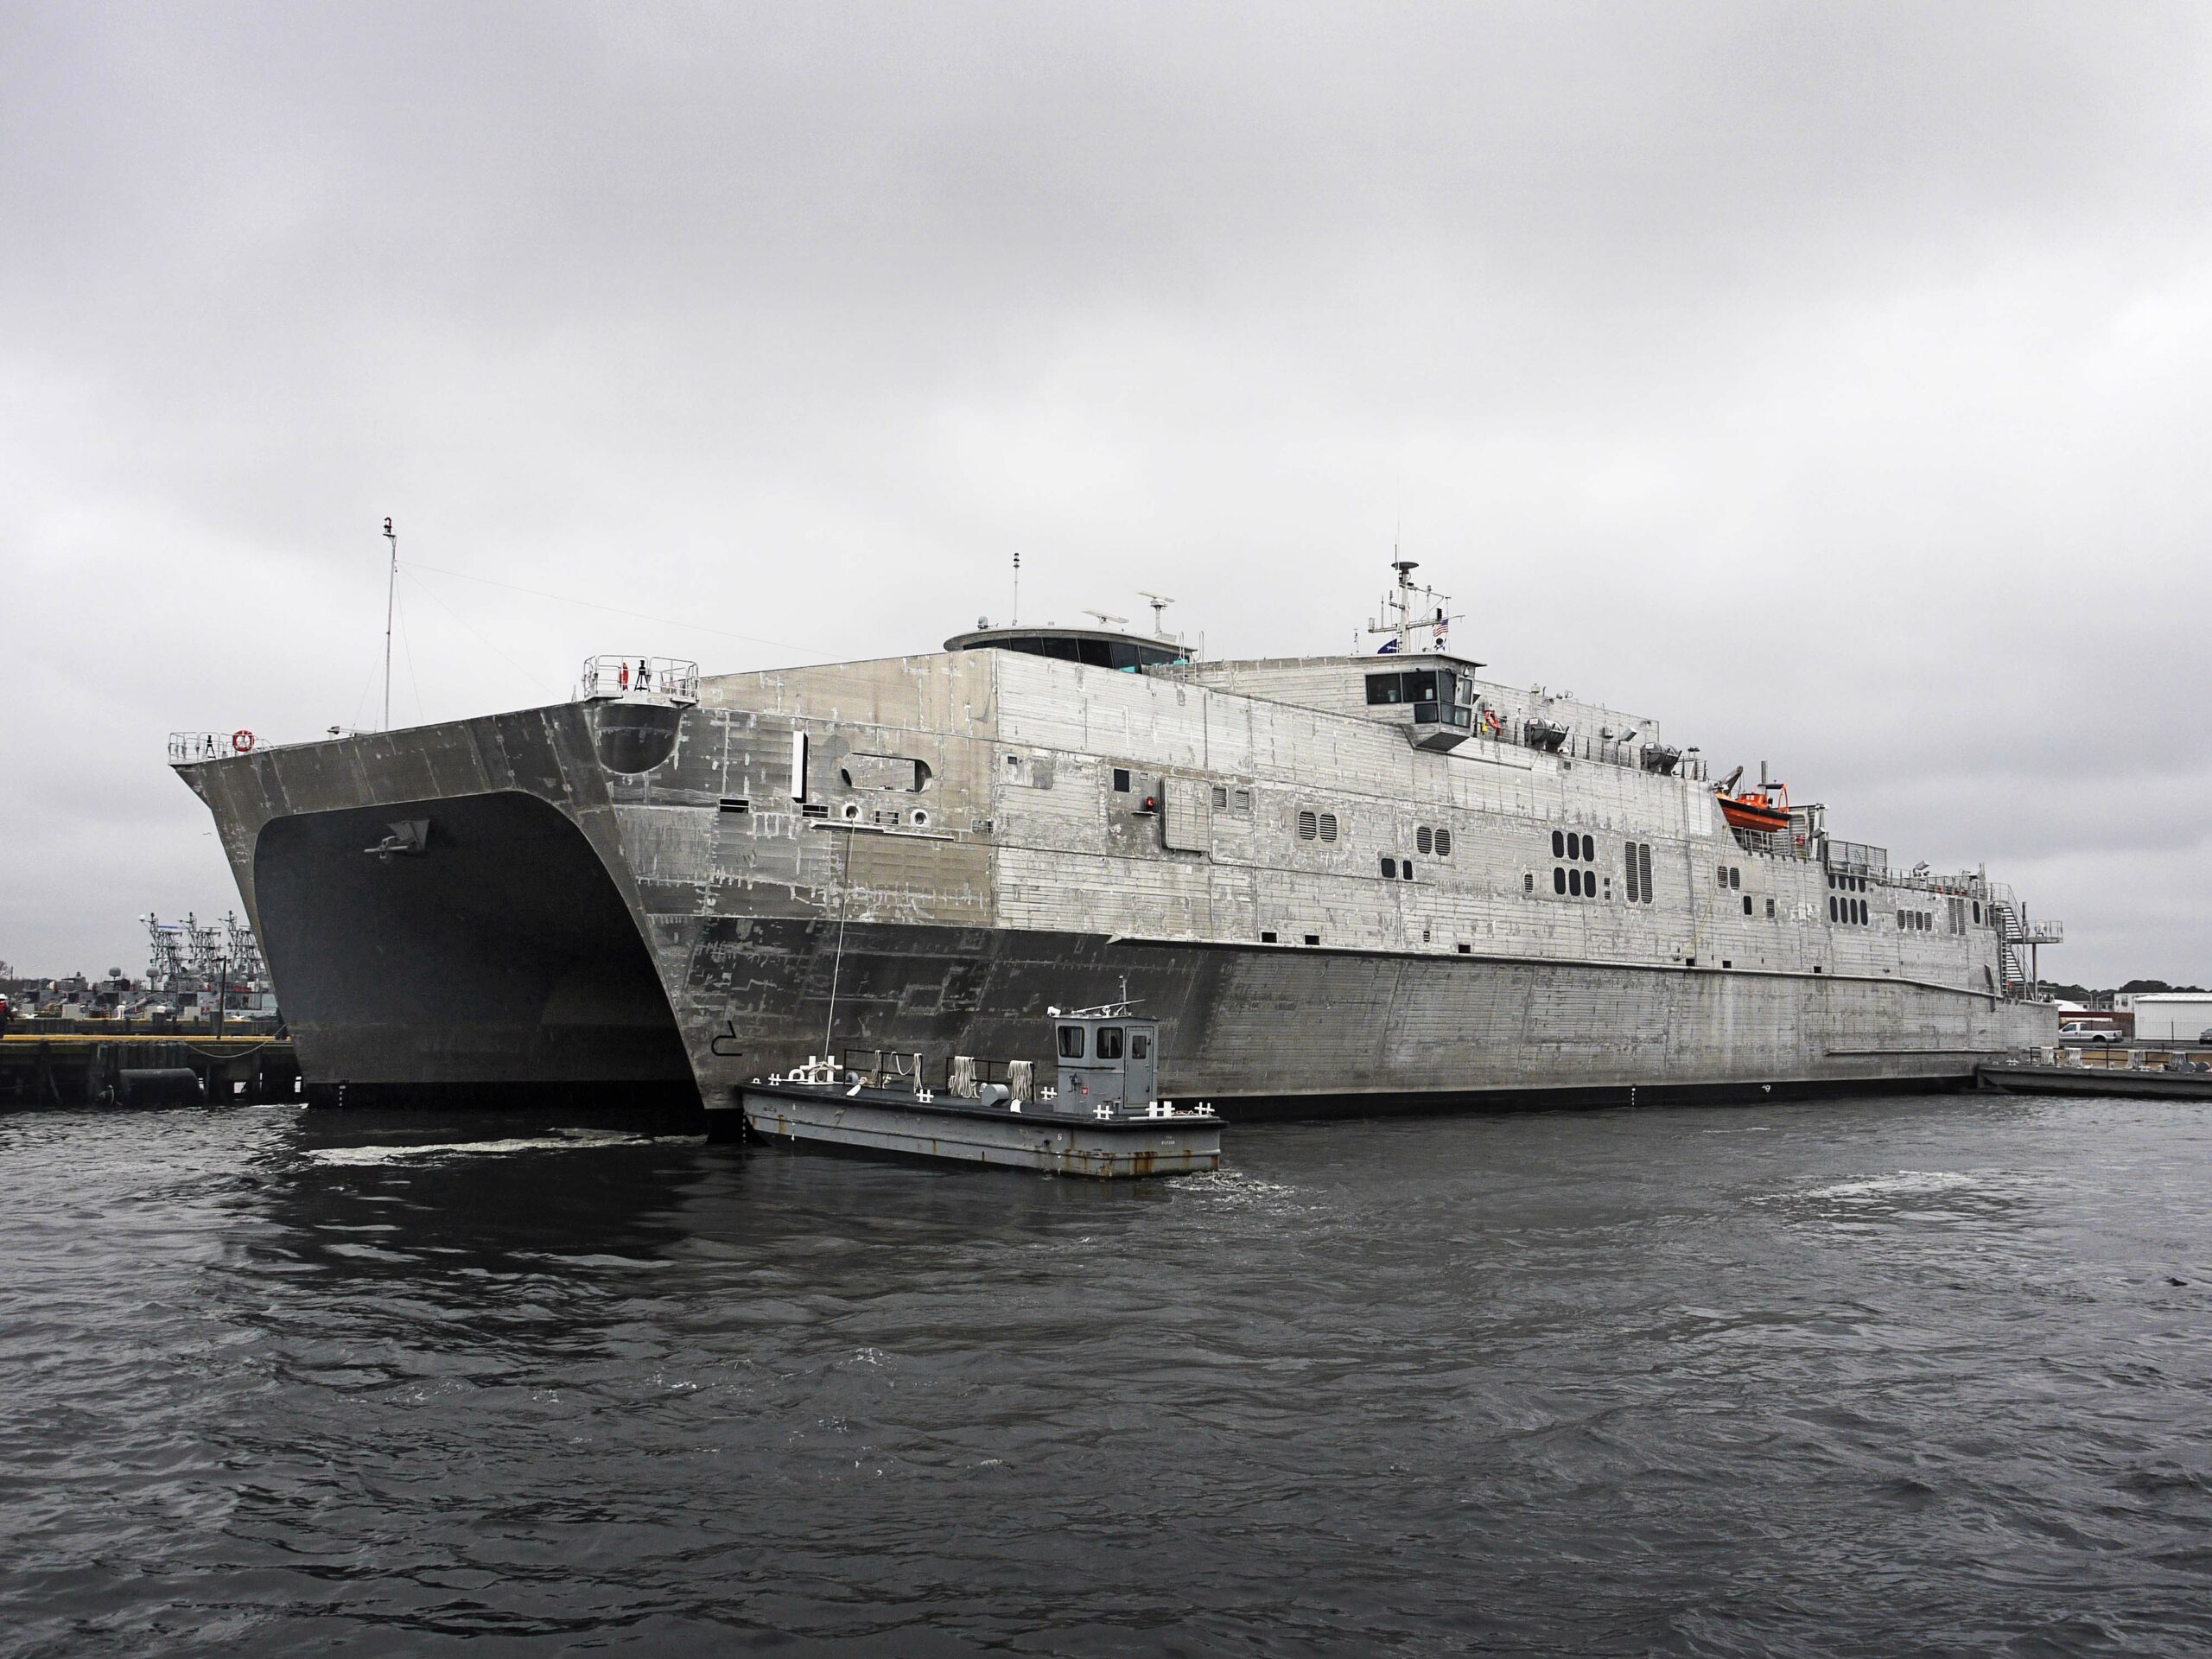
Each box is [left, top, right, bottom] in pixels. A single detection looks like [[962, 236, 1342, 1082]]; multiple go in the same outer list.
[[3, 1092, 2209, 1656]]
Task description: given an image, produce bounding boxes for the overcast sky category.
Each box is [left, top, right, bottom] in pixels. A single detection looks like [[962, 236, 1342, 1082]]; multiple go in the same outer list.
[[3, 2, 2206, 988]]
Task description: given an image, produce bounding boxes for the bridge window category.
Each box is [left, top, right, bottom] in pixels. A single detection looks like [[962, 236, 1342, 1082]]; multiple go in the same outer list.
[[1113, 768, 1130, 792], [1096, 1027, 1123, 1058], [1130, 1033, 1149, 1059], [1056, 1026, 1085, 1058]]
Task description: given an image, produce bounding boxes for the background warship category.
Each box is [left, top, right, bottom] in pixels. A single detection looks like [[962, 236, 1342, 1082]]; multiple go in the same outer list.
[[171, 563, 2058, 1113]]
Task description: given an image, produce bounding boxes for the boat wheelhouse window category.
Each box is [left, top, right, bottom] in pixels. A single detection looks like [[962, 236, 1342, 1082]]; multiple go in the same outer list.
[[1057, 1025, 1085, 1058], [1096, 1027, 1124, 1058], [1318, 813, 1338, 842], [1381, 855, 1398, 878], [1434, 829, 1452, 857], [1114, 768, 1130, 792], [1417, 826, 1433, 855], [1366, 674, 1403, 705], [1554, 868, 1567, 894], [1298, 810, 1318, 840], [1130, 1033, 1149, 1059], [1552, 830, 1565, 858]]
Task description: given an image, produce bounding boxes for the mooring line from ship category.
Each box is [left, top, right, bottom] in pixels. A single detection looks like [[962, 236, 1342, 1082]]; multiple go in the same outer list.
[[823, 826, 854, 1062]]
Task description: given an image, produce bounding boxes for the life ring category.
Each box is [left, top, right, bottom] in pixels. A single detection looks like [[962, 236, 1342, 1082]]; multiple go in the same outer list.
[[231, 729, 256, 754]]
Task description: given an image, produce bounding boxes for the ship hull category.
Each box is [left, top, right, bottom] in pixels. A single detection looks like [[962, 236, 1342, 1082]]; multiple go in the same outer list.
[[172, 681, 2049, 1116]]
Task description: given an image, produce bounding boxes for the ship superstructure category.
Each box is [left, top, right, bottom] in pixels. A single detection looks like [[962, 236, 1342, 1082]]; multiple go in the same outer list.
[[172, 566, 2056, 1111]]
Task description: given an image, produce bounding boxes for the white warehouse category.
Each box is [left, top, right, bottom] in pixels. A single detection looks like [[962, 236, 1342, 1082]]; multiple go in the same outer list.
[[2124, 994, 2212, 1041]]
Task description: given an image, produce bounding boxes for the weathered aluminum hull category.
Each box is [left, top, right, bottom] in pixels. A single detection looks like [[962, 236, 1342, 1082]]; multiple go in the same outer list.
[[168, 678, 2053, 1116], [734, 1089, 1221, 1177]]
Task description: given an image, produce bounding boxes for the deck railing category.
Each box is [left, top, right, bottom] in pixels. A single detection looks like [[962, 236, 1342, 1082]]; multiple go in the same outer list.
[[577, 656, 700, 702], [168, 730, 257, 764]]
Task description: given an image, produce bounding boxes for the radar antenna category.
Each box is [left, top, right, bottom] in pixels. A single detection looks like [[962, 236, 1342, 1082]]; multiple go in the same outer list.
[[1081, 609, 1128, 630], [1137, 592, 1175, 636]]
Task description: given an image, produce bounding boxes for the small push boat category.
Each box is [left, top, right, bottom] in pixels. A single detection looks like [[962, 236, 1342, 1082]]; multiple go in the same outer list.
[[715, 1003, 1221, 1178]]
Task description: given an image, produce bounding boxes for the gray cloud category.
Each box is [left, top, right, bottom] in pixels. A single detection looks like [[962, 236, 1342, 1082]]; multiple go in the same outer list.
[[3, 2, 2207, 986]]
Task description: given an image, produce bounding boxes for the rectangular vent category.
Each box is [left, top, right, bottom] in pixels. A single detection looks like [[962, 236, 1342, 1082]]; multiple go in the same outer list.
[[801, 803, 829, 818], [719, 798, 749, 814]]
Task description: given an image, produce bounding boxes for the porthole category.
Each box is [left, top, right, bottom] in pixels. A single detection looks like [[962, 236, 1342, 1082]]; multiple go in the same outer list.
[[912, 809, 929, 827], [842, 803, 861, 821]]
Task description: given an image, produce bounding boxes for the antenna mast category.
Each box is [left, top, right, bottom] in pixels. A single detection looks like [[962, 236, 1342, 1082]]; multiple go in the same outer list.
[[381, 517, 397, 731], [1363, 556, 1459, 657], [1011, 550, 1020, 626]]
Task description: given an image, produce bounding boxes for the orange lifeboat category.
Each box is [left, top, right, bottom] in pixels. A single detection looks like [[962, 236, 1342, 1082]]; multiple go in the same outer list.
[[1717, 785, 1792, 835]]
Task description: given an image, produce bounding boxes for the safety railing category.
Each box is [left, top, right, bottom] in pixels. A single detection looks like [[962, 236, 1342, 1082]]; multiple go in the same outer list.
[[168, 730, 260, 764], [577, 656, 700, 703]]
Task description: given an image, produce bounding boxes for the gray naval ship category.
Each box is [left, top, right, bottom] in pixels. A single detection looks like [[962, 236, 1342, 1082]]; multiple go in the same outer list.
[[172, 562, 2058, 1114]]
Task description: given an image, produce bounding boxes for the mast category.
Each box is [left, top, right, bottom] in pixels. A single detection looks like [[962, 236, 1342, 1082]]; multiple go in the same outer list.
[[1365, 557, 1455, 655], [381, 516, 397, 731]]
